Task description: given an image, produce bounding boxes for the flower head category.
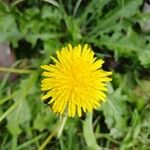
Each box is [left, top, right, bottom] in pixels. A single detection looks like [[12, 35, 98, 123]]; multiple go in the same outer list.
[[41, 44, 112, 117]]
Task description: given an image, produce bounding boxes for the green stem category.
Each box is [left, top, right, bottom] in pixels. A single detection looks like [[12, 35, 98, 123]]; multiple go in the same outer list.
[[42, 0, 60, 8], [0, 100, 20, 122], [12, 135, 17, 150], [0, 67, 35, 74], [39, 132, 56, 150], [39, 115, 68, 149], [73, 0, 82, 16], [11, 0, 25, 6], [57, 115, 68, 138], [0, 93, 15, 105], [95, 133, 121, 145], [17, 133, 46, 150]]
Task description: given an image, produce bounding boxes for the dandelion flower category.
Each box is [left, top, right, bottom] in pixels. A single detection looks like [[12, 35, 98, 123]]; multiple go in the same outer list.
[[41, 44, 112, 117]]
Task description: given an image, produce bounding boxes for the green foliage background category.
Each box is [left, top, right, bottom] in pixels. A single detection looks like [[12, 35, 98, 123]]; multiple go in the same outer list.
[[0, 0, 150, 149]]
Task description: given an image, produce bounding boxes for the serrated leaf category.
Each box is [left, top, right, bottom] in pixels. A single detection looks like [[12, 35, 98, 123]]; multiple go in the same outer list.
[[0, 14, 21, 43], [101, 83, 128, 138], [6, 73, 37, 135], [7, 99, 31, 135]]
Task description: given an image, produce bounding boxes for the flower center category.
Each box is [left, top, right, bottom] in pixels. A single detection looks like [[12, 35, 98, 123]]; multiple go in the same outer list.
[[68, 61, 89, 90]]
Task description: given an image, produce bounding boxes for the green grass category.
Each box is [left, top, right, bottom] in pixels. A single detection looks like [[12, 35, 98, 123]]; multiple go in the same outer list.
[[0, 0, 150, 149]]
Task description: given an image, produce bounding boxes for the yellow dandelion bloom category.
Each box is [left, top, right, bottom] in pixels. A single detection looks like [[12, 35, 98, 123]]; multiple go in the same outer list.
[[41, 44, 112, 117]]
